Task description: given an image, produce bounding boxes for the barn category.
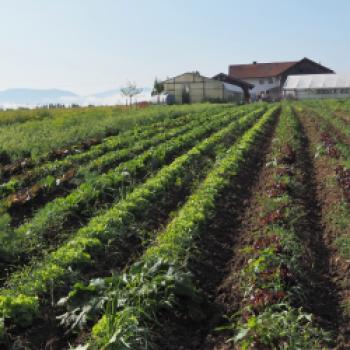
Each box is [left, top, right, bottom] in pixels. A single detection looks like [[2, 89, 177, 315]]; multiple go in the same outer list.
[[283, 74, 350, 100], [162, 72, 253, 104], [228, 57, 334, 100]]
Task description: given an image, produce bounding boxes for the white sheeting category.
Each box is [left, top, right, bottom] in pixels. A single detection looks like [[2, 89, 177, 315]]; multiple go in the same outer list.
[[284, 74, 350, 90], [223, 82, 243, 93]]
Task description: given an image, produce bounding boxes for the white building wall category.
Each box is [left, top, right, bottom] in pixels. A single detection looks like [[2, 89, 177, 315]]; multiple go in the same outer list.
[[243, 77, 280, 97]]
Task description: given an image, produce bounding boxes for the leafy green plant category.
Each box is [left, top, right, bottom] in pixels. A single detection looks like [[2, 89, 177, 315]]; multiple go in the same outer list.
[[228, 303, 331, 349]]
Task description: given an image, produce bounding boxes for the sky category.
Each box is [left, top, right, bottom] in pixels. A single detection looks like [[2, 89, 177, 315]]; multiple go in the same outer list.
[[0, 0, 349, 95]]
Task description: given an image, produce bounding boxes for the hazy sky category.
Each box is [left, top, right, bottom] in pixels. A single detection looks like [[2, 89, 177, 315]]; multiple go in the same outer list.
[[0, 0, 349, 95]]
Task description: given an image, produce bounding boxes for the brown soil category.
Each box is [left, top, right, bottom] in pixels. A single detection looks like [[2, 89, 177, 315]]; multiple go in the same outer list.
[[311, 109, 350, 148], [334, 110, 350, 125], [297, 112, 350, 349]]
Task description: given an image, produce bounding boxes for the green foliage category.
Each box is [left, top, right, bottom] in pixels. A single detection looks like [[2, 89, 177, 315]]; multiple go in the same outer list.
[[0, 294, 38, 327], [0, 104, 223, 161], [3, 107, 238, 257], [0, 105, 265, 329], [229, 303, 331, 349], [91, 259, 200, 350], [87, 106, 279, 348]]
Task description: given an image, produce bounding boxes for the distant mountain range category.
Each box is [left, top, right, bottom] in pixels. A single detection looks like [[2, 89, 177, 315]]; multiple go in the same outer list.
[[0, 87, 152, 108]]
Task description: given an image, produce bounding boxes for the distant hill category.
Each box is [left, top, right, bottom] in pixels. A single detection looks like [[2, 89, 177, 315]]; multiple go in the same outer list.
[[0, 88, 78, 106], [0, 87, 152, 108], [91, 87, 152, 99]]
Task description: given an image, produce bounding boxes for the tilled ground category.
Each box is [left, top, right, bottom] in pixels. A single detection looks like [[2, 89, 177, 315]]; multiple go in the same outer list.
[[153, 112, 279, 350], [298, 111, 350, 349], [154, 108, 350, 349]]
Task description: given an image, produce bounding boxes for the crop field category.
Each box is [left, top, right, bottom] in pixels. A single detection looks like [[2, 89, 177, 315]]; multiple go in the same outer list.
[[0, 100, 350, 349]]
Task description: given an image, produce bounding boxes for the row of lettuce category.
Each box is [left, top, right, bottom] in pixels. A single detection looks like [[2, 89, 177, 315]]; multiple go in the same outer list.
[[0, 105, 269, 344]]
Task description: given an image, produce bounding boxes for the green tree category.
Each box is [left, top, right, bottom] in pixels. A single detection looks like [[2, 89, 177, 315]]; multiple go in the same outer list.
[[151, 78, 164, 96]]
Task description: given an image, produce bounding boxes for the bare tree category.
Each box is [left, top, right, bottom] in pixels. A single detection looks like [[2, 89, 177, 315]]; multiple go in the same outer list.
[[120, 81, 143, 106]]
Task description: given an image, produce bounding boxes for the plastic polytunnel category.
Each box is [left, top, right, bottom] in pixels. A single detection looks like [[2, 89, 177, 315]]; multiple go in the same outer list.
[[284, 74, 350, 90]]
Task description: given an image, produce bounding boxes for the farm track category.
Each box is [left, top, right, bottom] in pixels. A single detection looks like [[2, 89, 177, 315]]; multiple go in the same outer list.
[[145, 110, 280, 350], [297, 111, 350, 349]]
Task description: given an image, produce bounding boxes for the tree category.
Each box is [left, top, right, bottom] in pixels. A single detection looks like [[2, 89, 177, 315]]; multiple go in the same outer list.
[[120, 82, 143, 106], [151, 78, 164, 96]]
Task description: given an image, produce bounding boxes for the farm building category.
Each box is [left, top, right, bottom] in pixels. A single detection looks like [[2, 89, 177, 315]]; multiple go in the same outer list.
[[229, 57, 334, 100], [283, 74, 350, 99], [162, 72, 253, 104]]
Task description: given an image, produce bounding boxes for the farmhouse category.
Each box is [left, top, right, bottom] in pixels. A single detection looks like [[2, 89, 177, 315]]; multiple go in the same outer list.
[[229, 57, 334, 100], [283, 74, 350, 100], [162, 72, 253, 104]]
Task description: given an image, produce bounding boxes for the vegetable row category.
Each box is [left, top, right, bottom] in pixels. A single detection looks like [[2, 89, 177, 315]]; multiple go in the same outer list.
[[86, 106, 279, 349], [0, 105, 267, 335], [1, 107, 255, 262], [223, 105, 330, 348], [0, 107, 231, 215], [0, 105, 230, 198], [0, 103, 226, 162]]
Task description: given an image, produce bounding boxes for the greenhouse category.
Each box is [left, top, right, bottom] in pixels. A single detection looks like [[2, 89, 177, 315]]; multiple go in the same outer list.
[[283, 74, 350, 99]]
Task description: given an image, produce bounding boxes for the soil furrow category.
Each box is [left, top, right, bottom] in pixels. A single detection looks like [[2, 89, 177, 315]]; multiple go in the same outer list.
[[294, 112, 341, 332], [297, 111, 350, 349]]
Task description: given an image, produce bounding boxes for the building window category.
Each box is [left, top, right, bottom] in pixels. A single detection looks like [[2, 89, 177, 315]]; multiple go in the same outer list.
[[259, 79, 265, 85], [268, 78, 273, 84]]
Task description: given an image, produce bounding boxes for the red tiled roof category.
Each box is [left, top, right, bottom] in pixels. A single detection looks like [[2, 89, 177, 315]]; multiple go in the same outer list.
[[229, 61, 298, 79]]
